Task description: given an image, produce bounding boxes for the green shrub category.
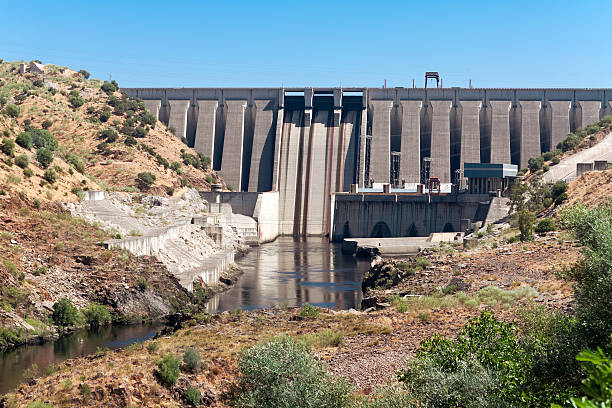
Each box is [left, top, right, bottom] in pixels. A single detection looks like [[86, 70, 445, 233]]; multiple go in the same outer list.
[[51, 298, 79, 327], [134, 126, 147, 138], [183, 347, 202, 373], [66, 154, 85, 173], [16, 132, 33, 149], [101, 80, 118, 94], [100, 128, 118, 142], [184, 386, 201, 406], [15, 154, 29, 169], [137, 277, 148, 291], [535, 217, 556, 233], [1, 138, 15, 156], [80, 383, 91, 401], [23, 168, 33, 178], [558, 133, 581, 152], [156, 353, 180, 387], [542, 164, 550, 172], [528, 156, 544, 172], [27, 402, 57, 408], [41, 119, 53, 129], [551, 156, 560, 165], [124, 135, 137, 146], [542, 151, 555, 161], [554, 192, 568, 205], [147, 341, 159, 353], [552, 180, 568, 202], [229, 335, 351, 408], [298, 303, 319, 318], [31, 129, 58, 151], [82, 303, 111, 328], [415, 257, 430, 270], [33, 266, 47, 276], [4, 104, 21, 117], [78, 69, 90, 79], [136, 172, 156, 191], [99, 108, 111, 122], [68, 90, 84, 108], [43, 168, 58, 183], [518, 210, 535, 241], [170, 161, 182, 174]]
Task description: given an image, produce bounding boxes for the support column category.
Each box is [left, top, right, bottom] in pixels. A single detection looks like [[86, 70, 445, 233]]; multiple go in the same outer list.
[[298, 108, 313, 236], [399, 100, 422, 183], [271, 107, 284, 191], [304, 110, 329, 236], [579, 101, 601, 128], [143, 100, 161, 120], [430, 100, 452, 183], [520, 101, 541, 168], [490, 100, 512, 163], [193, 100, 218, 166], [460, 101, 481, 172], [549, 101, 571, 151], [220, 100, 247, 191], [357, 108, 367, 187], [248, 99, 276, 192], [370, 100, 394, 183], [339, 111, 358, 192], [278, 110, 302, 234], [168, 100, 190, 139]]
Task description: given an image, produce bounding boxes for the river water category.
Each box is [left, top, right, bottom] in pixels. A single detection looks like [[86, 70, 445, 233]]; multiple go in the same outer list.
[[0, 238, 369, 394]]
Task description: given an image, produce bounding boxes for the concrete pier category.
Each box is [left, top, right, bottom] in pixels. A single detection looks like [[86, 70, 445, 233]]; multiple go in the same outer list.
[[520, 101, 541, 168], [168, 100, 190, 139], [248, 99, 276, 192], [370, 100, 394, 183], [550, 100, 571, 150], [278, 110, 302, 234], [194, 100, 218, 165], [220, 100, 247, 191], [305, 110, 330, 235], [143, 99, 161, 120], [460, 101, 481, 172], [580, 101, 601, 129], [430, 100, 452, 183], [490, 100, 512, 164], [339, 110, 358, 192], [399, 100, 422, 183]]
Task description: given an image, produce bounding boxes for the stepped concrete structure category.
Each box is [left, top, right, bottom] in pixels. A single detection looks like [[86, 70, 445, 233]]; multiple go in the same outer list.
[[124, 87, 612, 237]]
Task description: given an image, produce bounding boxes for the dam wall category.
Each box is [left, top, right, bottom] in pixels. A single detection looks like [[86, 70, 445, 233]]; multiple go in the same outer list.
[[124, 87, 612, 236]]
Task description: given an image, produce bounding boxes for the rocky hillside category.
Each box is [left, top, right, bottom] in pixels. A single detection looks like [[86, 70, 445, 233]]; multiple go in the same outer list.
[[0, 60, 221, 202], [0, 60, 223, 350]]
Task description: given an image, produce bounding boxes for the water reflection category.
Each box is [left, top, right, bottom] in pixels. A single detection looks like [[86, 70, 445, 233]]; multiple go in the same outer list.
[[208, 237, 370, 312], [0, 323, 163, 395]]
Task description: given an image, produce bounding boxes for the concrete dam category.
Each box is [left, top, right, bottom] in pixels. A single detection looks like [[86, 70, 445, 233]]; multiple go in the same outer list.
[[123, 87, 612, 237]]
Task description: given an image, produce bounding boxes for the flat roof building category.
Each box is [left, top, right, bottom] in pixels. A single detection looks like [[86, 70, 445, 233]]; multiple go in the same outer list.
[[464, 163, 518, 195]]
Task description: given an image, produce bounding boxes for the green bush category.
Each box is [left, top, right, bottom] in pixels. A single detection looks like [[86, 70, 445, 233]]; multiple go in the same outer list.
[[68, 90, 84, 108], [185, 386, 201, 406], [16, 132, 33, 149], [4, 103, 21, 117], [170, 161, 182, 174], [518, 210, 535, 241], [52, 298, 79, 327], [99, 109, 111, 123], [183, 347, 202, 373], [542, 151, 555, 161], [100, 128, 118, 142], [542, 164, 550, 172], [558, 133, 581, 152], [552, 180, 568, 202], [156, 353, 180, 387], [101, 80, 119, 94], [535, 217, 556, 233], [124, 135, 137, 146], [528, 156, 544, 172], [552, 156, 560, 165], [229, 335, 351, 408], [15, 154, 29, 169], [82, 303, 111, 328], [1, 138, 15, 156], [66, 154, 85, 173], [41, 119, 53, 129], [136, 172, 156, 191], [147, 341, 159, 353], [43, 168, 58, 183], [31, 129, 58, 151], [298, 303, 319, 318], [134, 126, 147, 138], [23, 168, 33, 178], [554, 192, 568, 205], [78, 69, 90, 79]]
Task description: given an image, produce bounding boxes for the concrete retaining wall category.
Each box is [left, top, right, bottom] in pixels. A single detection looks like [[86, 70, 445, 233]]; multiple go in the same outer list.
[[83, 190, 105, 201], [253, 191, 280, 243]]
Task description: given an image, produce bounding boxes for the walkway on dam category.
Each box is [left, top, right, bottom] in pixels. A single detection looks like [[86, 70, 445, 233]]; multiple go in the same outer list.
[[542, 131, 612, 182]]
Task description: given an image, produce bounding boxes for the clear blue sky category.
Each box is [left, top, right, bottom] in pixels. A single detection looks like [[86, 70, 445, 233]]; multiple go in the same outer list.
[[1, 1, 610, 88]]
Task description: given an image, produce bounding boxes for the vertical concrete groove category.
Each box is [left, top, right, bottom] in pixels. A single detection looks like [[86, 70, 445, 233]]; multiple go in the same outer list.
[[429, 100, 452, 183], [168, 100, 190, 139], [220, 100, 247, 191], [193, 100, 218, 167], [370, 100, 394, 183], [358, 109, 367, 187], [399, 100, 422, 183], [519, 101, 541, 168], [490, 100, 512, 163], [271, 107, 284, 191]]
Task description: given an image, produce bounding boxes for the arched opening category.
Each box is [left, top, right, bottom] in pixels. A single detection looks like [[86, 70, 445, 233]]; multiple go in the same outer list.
[[343, 221, 351, 238], [407, 223, 417, 237], [371, 221, 392, 238], [442, 222, 455, 232]]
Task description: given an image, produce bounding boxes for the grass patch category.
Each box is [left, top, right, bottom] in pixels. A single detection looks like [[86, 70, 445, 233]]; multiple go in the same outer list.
[[298, 329, 344, 348]]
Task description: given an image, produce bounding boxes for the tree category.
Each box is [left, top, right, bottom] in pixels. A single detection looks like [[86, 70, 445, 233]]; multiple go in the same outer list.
[[78, 69, 90, 79], [518, 210, 536, 241], [82, 303, 111, 328], [137, 172, 156, 191], [1, 138, 15, 157], [36, 148, 53, 168], [15, 132, 33, 149], [52, 298, 79, 327]]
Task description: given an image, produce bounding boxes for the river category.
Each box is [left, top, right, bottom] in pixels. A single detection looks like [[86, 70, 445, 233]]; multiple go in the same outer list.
[[0, 238, 369, 394]]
